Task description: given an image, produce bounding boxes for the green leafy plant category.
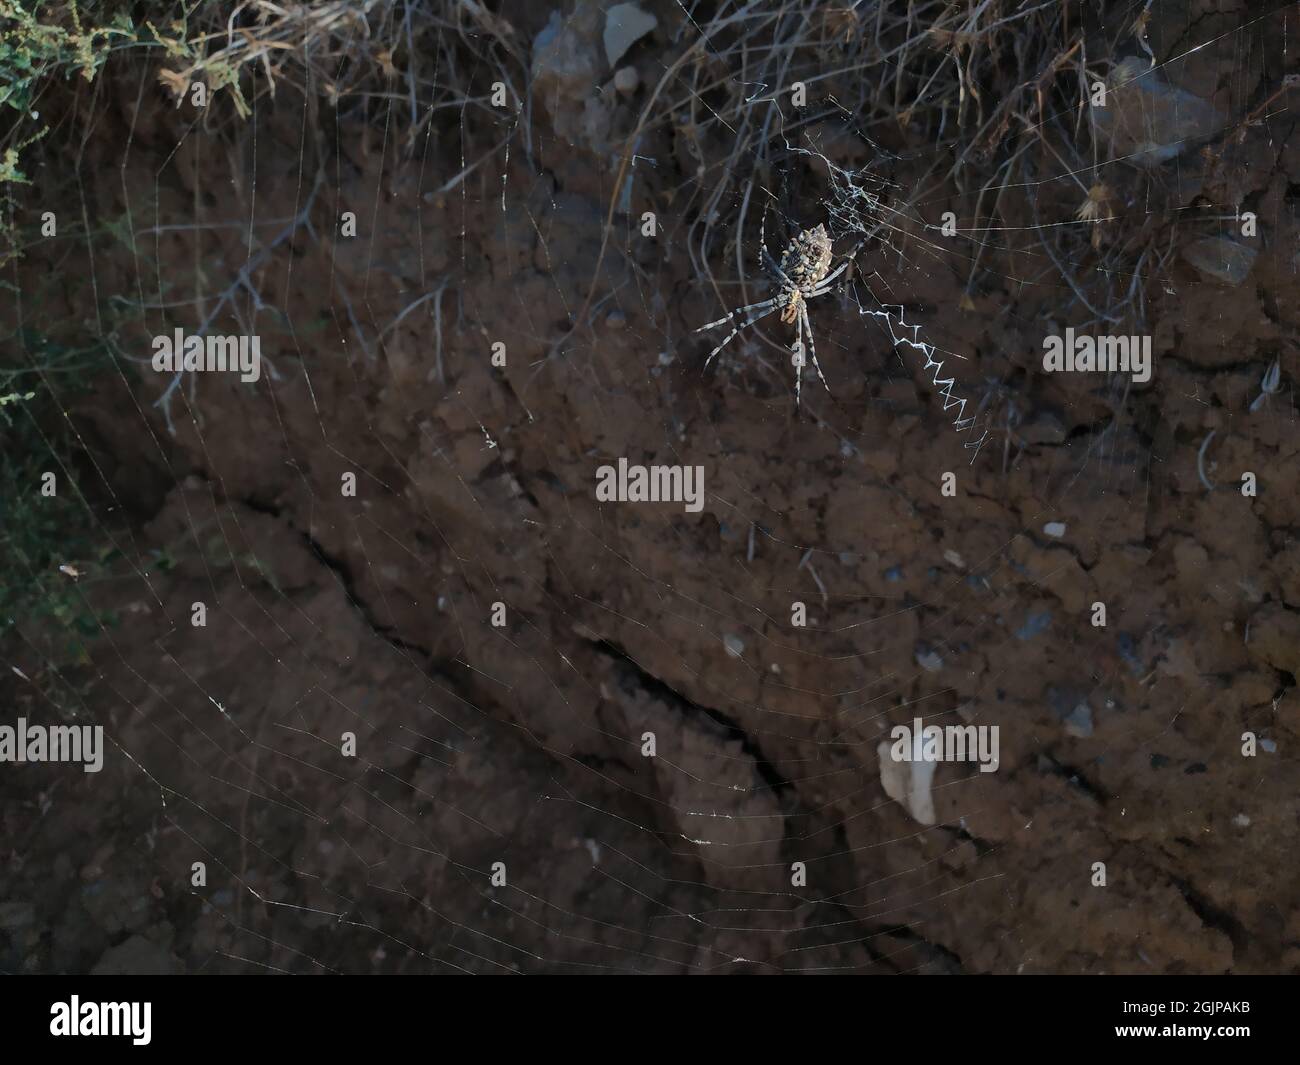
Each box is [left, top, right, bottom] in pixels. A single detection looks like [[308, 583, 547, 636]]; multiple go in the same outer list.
[[1, 325, 119, 655], [0, 404, 110, 651]]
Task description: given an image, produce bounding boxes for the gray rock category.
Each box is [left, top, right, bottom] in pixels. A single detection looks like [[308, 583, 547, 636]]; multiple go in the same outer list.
[[1045, 686, 1097, 738], [1047, 686, 1094, 738], [915, 646, 945, 672], [1019, 413, 1068, 445], [877, 740, 937, 825], [1181, 236, 1258, 286], [1091, 57, 1225, 168], [613, 65, 640, 95], [604, 3, 657, 67], [532, 5, 607, 149], [1062, 701, 1094, 738], [1015, 610, 1052, 641]]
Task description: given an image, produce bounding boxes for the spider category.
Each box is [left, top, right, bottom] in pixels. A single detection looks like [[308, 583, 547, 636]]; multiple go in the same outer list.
[[695, 221, 860, 404]]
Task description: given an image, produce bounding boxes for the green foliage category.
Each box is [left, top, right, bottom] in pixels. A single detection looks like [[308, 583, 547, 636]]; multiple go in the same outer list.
[[0, 403, 110, 651], [1, 328, 119, 654], [0, 1, 137, 115], [0, 0, 145, 268]]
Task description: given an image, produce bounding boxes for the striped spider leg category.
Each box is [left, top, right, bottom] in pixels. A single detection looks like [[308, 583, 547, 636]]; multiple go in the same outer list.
[[696, 293, 783, 372]]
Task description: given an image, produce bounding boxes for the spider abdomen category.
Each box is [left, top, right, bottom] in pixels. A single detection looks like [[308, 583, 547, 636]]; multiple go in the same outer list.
[[779, 224, 833, 289]]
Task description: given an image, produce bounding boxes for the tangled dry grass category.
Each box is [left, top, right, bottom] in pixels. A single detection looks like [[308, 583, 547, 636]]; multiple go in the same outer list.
[[149, 0, 524, 135], [3, 1, 1275, 361], [642, 1, 1181, 338], [535, 0, 1206, 373]]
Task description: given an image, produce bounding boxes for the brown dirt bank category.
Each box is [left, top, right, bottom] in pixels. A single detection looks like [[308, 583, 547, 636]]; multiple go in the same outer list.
[[2, 0, 1299, 973]]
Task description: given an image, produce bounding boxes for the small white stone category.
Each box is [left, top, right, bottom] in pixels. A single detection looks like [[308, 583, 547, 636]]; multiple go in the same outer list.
[[877, 740, 936, 825], [915, 648, 944, 673], [1043, 521, 1067, 538], [613, 66, 639, 95]]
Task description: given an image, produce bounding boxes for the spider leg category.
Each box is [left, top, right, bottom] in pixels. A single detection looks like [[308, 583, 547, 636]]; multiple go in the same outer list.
[[807, 267, 855, 302], [695, 296, 779, 334], [812, 250, 860, 292], [701, 303, 779, 369], [793, 300, 804, 407], [762, 246, 797, 290], [800, 302, 831, 395]]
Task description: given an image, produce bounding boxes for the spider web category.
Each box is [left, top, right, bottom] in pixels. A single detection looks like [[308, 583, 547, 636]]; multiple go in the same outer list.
[[2, 0, 1298, 976]]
